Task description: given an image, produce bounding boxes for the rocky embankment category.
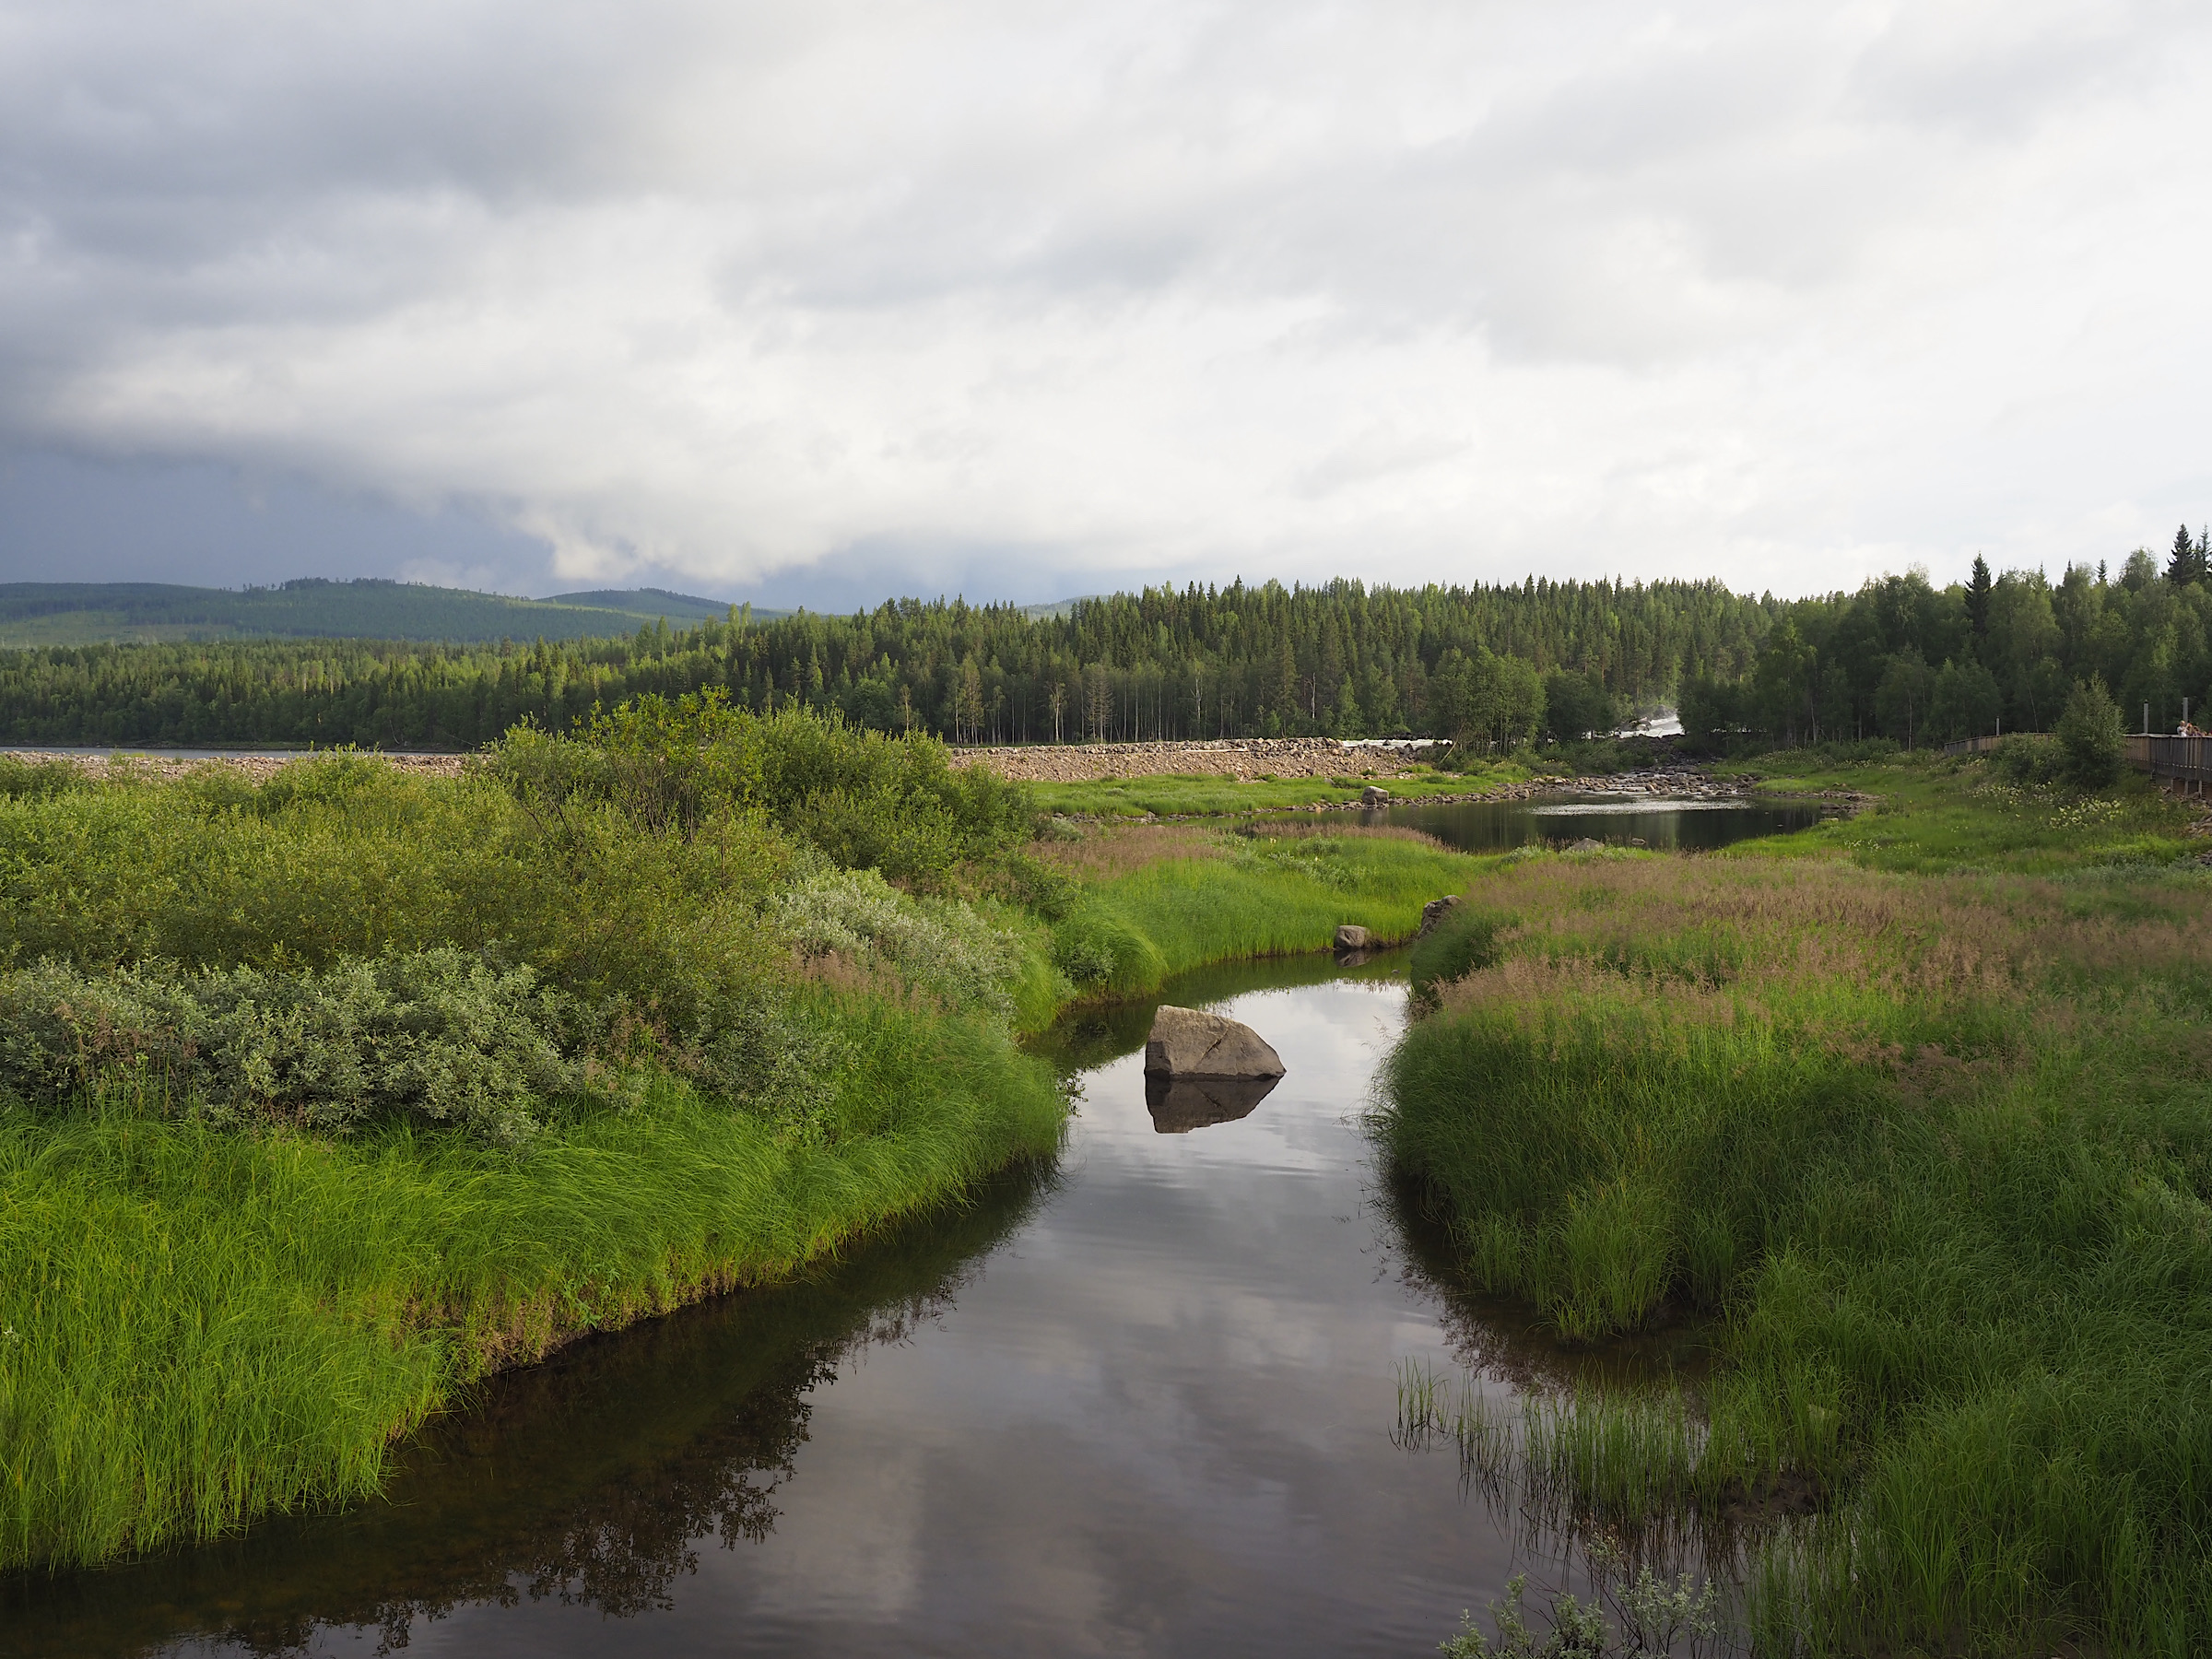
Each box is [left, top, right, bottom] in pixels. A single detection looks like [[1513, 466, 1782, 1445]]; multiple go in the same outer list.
[[947, 737, 1437, 782], [3, 750, 470, 783]]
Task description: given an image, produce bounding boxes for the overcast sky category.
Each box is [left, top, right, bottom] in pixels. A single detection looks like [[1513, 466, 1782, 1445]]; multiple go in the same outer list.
[[3, 1, 2208, 606]]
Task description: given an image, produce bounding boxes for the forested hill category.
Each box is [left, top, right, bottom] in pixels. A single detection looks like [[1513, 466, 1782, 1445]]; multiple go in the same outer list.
[[0, 580, 755, 647], [0, 576, 1773, 748]]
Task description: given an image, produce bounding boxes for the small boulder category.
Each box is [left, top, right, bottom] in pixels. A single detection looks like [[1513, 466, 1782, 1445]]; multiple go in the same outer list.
[[1567, 836, 1605, 853], [1144, 1005, 1287, 1079], [1417, 895, 1461, 937], [1360, 784, 1391, 806], [1334, 923, 1371, 950]]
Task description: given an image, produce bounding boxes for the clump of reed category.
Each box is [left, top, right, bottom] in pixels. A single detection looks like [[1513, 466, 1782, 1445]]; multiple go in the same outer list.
[[1379, 847, 2212, 1653], [1396, 1359, 1735, 1656]]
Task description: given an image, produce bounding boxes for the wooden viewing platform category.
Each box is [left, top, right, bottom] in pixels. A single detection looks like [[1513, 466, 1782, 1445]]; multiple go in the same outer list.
[[1940, 730, 2211, 792], [2124, 735, 2212, 790]]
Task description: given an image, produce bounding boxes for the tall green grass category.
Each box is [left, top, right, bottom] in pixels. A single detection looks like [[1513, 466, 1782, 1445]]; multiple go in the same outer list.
[[1025, 761, 1524, 819], [1378, 848, 2212, 1653], [1, 997, 1063, 1571], [1047, 827, 1488, 995]]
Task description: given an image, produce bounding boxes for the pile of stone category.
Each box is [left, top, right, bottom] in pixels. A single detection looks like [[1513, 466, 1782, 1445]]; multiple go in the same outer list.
[[947, 737, 1441, 784], [3, 749, 472, 783]]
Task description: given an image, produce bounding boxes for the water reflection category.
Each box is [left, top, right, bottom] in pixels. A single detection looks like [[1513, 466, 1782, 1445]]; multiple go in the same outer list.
[[1372, 794, 1828, 853], [1143, 1071, 1278, 1133]]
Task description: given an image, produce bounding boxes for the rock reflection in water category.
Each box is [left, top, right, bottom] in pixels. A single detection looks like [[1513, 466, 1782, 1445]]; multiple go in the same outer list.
[[1143, 1070, 1278, 1133], [1, 1165, 1053, 1659]]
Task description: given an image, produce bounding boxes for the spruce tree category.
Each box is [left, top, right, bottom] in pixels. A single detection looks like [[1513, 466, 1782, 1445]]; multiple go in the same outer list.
[[1966, 555, 1993, 635], [2167, 524, 2202, 586]]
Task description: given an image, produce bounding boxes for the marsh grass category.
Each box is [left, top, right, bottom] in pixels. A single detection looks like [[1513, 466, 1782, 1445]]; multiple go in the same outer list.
[[0, 729, 1087, 1571], [1731, 749, 2203, 875], [1380, 832, 2212, 1653], [1397, 1359, 1737, 1658], [1, 996, 1065, 1571], [1044, 826, 1490, 995], [1024, 763, 1518, 819]]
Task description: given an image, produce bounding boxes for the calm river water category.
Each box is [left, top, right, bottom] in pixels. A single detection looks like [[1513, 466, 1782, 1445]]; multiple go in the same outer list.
[[1373, 794, 1830, 853], [7, 799, 1810, 1655]]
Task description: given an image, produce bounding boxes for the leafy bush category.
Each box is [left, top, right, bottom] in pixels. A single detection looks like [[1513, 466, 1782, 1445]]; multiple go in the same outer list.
[[0, 950, 603, 1147], [492, 694, 1037, 884], [1991, 732, 2061, 786], [0, 755, 84, 800], [771, 867, 1022, 1019], [2054, 678, 2124, 788]]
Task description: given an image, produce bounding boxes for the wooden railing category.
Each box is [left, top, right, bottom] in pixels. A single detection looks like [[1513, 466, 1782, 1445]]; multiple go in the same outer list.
[[2124, 735, 2212, 785], [1942, 730, 2211, 786]]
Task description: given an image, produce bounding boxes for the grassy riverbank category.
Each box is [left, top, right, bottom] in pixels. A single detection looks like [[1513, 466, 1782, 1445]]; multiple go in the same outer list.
[[1380, 756, 2212, 1654], [1025, 761, 1524, 818], [0, 708, 1489, 1572], [1035, 821, 1482, 995]]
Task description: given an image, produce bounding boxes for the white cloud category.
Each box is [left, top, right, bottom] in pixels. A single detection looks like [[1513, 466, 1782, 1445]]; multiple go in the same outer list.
[[4, 0, 2209, 599]]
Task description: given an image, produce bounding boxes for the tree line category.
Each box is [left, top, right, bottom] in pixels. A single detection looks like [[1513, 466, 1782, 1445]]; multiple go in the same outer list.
[[0, 577, 1772, 749], [5, 545, 2200, 754], [1682, 527, 2212, 747]]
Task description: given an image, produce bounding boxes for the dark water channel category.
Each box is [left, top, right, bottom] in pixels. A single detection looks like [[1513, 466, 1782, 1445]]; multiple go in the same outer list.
[[7, 954, 1706, 1659], [1372, 794, 1830, 853]]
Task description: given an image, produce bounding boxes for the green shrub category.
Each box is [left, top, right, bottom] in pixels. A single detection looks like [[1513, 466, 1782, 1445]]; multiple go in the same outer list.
[[1992, 731, 2061, 785], [0, 755, 83, 800], [771, 867, 1023, 1019], [491, 694, 1036, 884], [0, 951, 601, 1147], [2055, 679, 2125, 788]]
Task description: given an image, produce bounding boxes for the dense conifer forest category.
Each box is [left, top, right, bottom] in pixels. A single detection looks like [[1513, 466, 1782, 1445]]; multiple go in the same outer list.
[[0, 540, 2204, 749], [0, 577, 1770, 747]]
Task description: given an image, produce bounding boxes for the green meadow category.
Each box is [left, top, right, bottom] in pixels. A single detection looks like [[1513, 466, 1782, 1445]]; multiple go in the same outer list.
[[1381, 751, 2212, 1654]]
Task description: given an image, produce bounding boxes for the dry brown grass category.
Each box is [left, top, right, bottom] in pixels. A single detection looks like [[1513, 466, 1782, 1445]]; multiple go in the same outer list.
[[1032, 823, 1229, 879], [1430, 858, 2212, 1086], [1458, 856, 2212, 991], [1239, 820, 1454, 851]]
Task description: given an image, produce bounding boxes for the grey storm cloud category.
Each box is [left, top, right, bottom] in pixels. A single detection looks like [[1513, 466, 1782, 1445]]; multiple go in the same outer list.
[[2, 0, 2209, 600]]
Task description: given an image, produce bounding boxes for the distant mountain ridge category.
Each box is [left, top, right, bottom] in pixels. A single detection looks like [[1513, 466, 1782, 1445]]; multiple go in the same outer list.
[[543, 587, 739, 621], [0, 579, 783, 646]]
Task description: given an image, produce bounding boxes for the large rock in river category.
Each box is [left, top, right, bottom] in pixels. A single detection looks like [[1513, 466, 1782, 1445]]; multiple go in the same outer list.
[[1144, 1005, 1286, 1080]]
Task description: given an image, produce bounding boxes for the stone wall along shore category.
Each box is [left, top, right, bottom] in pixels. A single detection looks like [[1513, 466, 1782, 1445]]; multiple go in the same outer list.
[[3, 750, 471, 784], [947, 737, 1441, 784]]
